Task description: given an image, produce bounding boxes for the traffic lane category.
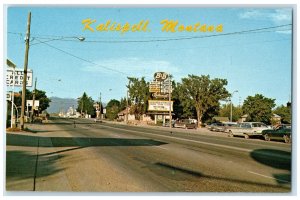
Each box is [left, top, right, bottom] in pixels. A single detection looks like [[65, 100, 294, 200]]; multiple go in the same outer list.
[[68, 121, 291, 192], [90, 123, 291, 159], [88, 121, 291, 152], [67, 120, 291, 180], [35, 119, 291, 191], [86, 143, 290, 192]]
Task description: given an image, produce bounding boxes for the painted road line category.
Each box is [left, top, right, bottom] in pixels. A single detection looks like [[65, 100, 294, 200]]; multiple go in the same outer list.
[[155, 146, 168, 150], [248, 171, 290, 183]]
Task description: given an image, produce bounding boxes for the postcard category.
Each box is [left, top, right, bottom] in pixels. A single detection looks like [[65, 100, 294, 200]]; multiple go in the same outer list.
[[4, 6, 293, 194]]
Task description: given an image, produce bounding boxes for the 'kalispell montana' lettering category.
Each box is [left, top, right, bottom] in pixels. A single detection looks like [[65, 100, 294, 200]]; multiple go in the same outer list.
[[81, 19, 223, 34], [160, 19, 223, 33], [82, 19, 150, 34]]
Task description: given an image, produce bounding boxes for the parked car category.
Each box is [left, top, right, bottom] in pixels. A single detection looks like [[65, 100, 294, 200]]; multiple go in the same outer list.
[[162, 120, 176, 127], [227, 122, 271, 139], [174, 119, 197, 129], [207, 122, 226, 132], [262, 124, 292, 143]]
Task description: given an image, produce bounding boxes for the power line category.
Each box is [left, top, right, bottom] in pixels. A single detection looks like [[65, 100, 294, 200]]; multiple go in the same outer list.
[[8, 23, 291, 43], [34, 38, 129, 76]]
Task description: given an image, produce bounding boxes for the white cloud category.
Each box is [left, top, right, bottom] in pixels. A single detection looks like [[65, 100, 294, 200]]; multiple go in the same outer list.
[[81, 57, 181, 80], [239, 9, 292, 25]]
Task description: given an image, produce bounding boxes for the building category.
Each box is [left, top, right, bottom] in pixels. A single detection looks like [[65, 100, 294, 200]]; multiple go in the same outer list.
[[212, 116, 229, 123], [271, 113, 281, 125], [117, 107, 135, 121]]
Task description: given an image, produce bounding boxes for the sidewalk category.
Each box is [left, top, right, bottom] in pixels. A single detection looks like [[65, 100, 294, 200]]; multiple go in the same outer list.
[[5, 121, 166, 192], [5, 123, 76, 192]]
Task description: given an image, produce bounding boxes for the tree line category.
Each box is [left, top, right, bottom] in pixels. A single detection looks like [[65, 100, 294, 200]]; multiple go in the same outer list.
[[101, 74, 291, 126]]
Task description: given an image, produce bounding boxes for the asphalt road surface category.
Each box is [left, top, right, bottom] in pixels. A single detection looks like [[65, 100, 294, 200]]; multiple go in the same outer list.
[[6, 118, 292, 193]]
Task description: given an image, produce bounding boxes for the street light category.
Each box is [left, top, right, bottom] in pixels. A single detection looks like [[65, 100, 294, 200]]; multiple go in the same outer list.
[[230, 90, 238, 122]]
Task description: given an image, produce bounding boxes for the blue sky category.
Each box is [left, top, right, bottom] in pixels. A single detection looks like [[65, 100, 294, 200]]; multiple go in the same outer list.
[[6, 6, 292, 107]]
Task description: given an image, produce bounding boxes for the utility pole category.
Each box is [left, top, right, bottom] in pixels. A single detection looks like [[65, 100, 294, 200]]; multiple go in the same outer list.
[[99, 92, 102, 119], [126, 90, 129, 124], [126, 79, 131, 124], [20, 12, 31, 130], [230, 90, 238, 122], [30, 77, 37, 122], [168, 74, 172, 129]]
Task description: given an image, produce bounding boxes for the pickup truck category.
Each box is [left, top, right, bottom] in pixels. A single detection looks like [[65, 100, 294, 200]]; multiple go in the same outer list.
[[227, 122, 271, 139]]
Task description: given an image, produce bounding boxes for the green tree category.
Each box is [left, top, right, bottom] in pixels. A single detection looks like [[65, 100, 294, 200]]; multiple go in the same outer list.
[[177, 75, 230, 126], [127, 77, 150, 120], [119, 97, 128, 111], [14, 89, 51, 113], [106, 99, 121, 120], [218, 103, 243, 122], [77, 92, 95, 116], [242, 94, 276, 124], [273, 103, 291, 124]]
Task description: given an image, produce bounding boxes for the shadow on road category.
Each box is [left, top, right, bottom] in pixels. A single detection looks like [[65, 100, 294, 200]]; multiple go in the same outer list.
[[7, 133, 167, 147], [6, 150, 65, 191], [250, 149, 291, 184], [150, 162, 290, 191]]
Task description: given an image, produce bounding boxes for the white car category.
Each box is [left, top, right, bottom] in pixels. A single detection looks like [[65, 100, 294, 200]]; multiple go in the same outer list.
[[227, 122, 271, 139]]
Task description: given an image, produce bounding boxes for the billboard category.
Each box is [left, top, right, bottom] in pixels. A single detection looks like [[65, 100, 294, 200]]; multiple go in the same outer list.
[[26, 100, 40, 110], [148, 100, 173, 111], [6, 69, 33, 87], [6, 92, 11, 101]]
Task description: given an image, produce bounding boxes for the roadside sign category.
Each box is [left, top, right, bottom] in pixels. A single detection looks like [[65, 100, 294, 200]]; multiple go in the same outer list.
[[148, 100, 173, 111], [6, 92, 11, 101], [26, 100, 39, 110], [149, 81, 161, 93], [154, 72, 168, 81], [6, 69, 33, 87]]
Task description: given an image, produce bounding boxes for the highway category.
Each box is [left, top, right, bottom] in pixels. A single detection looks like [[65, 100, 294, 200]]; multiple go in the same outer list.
[[6, 117, 292, 192]]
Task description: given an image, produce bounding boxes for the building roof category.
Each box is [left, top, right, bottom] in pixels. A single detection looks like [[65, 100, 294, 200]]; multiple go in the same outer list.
[[118, 107, 130, 116], [272, 113, 281, 118], [213, 117, 229, 122]]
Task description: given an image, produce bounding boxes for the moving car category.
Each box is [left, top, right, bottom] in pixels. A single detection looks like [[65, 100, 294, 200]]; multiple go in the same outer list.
[[174, 119, 197, 129], [262, 124, 291, 143], [227, 122, 271, 139]]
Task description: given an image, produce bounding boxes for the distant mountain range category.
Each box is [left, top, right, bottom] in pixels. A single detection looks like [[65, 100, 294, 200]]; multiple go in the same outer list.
[[47, 97, 78, 114], [47, 97, 107, 114]]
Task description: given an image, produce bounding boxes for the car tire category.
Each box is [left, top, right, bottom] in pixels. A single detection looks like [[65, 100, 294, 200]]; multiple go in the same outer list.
[[264, 134, 270, 141], [244, 134, 249, 139], [283, 135, 291, 143]]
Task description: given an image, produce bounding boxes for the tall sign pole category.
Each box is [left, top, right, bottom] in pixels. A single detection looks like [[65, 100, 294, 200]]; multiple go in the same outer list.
[[20, 12, 31, 130], [10, 67, 15, 128], [168, 74, 172, 129]]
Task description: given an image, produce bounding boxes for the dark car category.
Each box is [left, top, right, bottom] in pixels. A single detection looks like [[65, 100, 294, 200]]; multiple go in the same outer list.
[[261, 124, 291, 143], [174, 119, 197, 129]]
